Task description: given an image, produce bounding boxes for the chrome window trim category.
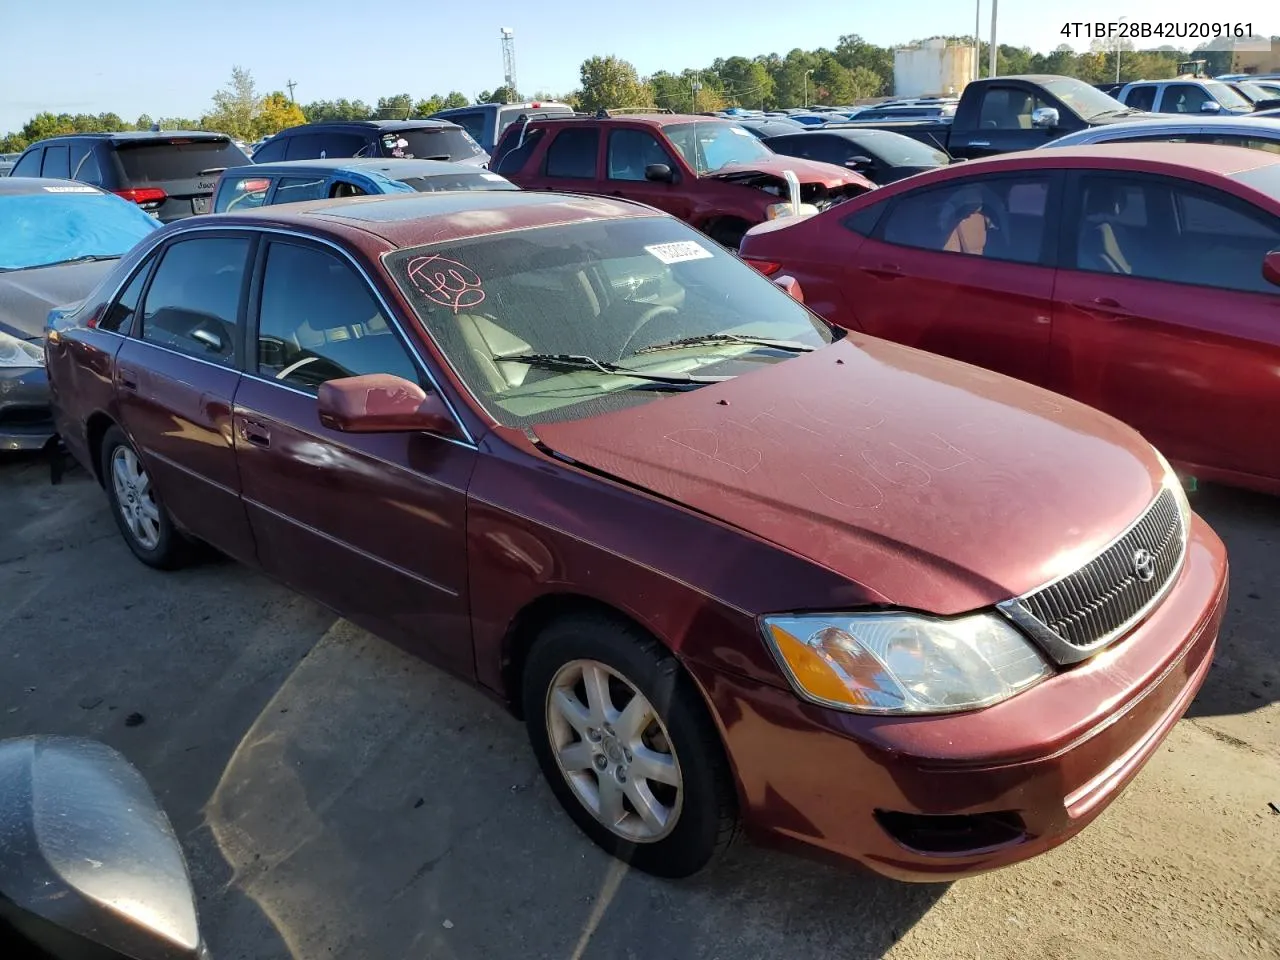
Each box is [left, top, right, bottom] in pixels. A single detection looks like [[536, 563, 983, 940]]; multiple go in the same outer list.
[[996, 488, 1189, 666], [98, 222, 478, 448]]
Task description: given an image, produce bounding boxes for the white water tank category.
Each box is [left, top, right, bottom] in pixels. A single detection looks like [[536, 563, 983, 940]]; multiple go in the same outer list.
[[894, 43, 975, 98]]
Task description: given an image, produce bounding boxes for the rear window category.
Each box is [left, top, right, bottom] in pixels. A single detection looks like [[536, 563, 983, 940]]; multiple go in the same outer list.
[[398, 172, 518, 192], [373, 127, 485, 161], [115, 139, 251, 185]]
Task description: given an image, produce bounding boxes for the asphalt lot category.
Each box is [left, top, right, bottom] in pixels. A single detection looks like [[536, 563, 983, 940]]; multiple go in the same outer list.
[[1, 451, 1277, 960]]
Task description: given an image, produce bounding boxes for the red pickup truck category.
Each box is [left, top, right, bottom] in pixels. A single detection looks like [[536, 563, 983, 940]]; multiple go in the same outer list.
[[490, 112, 873, 248]]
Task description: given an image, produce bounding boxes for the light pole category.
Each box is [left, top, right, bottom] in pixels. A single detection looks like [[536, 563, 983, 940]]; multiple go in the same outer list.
[[988, 0, 998, 78], [803, 69, 814, 107], [1115, 17, 1128, 83]]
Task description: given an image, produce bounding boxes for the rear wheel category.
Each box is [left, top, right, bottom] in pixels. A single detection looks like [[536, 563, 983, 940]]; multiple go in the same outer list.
[[523, 613, 738, 877], [100, 426, 192, 569]]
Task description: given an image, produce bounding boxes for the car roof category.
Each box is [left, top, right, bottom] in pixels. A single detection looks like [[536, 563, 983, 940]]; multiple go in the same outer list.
[[942, 141, 1280, 178], [271, 119, 457, 135], [532, 113, 723, 129], [221, 157, 491, 178], [28, 130, 231, 144], [200, 190, 658, 249], [1051, 116, 1280, 140], [0, 176, 106, 196]]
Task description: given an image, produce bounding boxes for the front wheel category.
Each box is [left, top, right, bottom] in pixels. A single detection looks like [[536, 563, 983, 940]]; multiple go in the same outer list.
[[523, 613, 738, 878]]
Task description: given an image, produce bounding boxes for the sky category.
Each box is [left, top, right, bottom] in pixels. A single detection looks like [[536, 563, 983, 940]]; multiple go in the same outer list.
[[2, 0, 1274, 132]]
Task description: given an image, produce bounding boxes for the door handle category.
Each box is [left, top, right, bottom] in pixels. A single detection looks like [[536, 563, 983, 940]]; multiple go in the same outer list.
[[1070, 296, 1129, 317], [117, 366, 138, 391], [969, 140, 991, 147], [238, 418, 271, 447], [864, 264, 903, 280]]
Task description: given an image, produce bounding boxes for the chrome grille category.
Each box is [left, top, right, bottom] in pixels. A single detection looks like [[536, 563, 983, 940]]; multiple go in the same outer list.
[[999, 488, 1186, 665]]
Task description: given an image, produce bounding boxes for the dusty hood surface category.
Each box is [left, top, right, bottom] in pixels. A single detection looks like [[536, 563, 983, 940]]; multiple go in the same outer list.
[[0, 259, 116, 340], [710, 154, 872, 190], [534, 337, 1163, 614]]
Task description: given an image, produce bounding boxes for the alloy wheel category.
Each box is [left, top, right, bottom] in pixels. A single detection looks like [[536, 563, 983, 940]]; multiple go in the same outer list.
[[110, 446, 161, 551], [545, 659, 684, 842]]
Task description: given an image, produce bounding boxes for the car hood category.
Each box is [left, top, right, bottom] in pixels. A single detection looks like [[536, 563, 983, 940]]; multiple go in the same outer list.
[[0, 260, 117, 340], [533, 337, 1163, 614], [707, 155, 872, 190]]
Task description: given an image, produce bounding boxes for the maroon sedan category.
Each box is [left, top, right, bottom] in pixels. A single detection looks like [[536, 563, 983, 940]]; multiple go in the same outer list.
[[740, 143, 1280, 496], [45, 190, 1227, 881]]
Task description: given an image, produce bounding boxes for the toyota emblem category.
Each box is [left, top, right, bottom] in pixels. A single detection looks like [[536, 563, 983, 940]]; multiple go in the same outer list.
[[1131, 548, 1156, 582]]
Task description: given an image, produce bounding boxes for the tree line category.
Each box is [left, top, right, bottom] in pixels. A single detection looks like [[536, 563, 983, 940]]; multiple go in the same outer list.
[[3, 35, 1270, 153]]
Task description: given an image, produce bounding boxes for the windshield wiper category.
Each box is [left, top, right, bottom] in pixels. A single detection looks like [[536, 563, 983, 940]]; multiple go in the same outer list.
[[501, 353, 731, 385], [632, 333, 816, 356]]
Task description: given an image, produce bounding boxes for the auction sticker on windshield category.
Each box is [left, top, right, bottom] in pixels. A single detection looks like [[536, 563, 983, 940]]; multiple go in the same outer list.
[[645, 240, 713, 264]]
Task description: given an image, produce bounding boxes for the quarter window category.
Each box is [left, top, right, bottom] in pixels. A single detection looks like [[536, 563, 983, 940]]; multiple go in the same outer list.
[[11, 150, 42, 177], [255, 242, 419, 392], [70, 143, 102, 184], [607, 129, 673, 181], [139, 237, 250, 364], [545, 128, 599, 178], [881, 175, 1052, 264], [100, 260, 154, 334]]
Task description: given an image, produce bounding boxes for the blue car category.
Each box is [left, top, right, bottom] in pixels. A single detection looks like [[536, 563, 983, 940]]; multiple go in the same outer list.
[[213, 158, 518, 213]]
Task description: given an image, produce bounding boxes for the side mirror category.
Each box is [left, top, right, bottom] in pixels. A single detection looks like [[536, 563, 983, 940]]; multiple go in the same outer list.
[[0, 737, 202, 960], [1263, 250, 1280, 288], [644, 163, 674, 183], [846, 155, 874, 169], [190, 328, 223, 353], [1200, 101, 1222, 113], [772, 275, 805, 303], [318, 373, 457, 436], [1031, 107, 1060, 129]]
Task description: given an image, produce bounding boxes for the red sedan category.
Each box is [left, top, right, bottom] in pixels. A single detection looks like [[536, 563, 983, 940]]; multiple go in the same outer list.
[[46, 190, 1226, 881], [741, 143, 1280, 495]]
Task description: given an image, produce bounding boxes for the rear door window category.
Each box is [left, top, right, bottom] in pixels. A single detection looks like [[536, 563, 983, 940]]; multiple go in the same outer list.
[[114, 139, 250, 185], [140, 237, 251, 365], [544, 128, 600, 179], [272, 176, 328, 204], [41, 145, 71, 178], [1124, 85, 1157, 111]]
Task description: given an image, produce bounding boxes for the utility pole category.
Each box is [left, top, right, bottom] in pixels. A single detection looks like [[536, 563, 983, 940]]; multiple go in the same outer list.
[[286, 79, 297, 103], [804, 69, 814, 107], [974, 0, 981, 80], [988, 0, 998, 79], [500, 28, 517, 101]]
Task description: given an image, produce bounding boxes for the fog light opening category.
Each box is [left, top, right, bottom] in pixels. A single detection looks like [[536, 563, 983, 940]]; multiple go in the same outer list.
[[874, 810, 1027, 855]]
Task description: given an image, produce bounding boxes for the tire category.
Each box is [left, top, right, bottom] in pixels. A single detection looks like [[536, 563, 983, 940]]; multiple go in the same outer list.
[[99, 426, 192, 570], [705, 219, 750, 252], [523, 612, 739, 878]]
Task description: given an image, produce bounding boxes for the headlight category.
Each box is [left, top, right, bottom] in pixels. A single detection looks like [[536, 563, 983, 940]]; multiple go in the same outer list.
[[765, 201, 819, 220], [0, 330, 44, 369], [762, 611, 1052, 715], [1151, 445, 1193, 535]]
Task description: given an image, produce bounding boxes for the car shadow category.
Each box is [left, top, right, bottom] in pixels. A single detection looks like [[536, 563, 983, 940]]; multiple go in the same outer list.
[[1183, 482, 1280, 717]]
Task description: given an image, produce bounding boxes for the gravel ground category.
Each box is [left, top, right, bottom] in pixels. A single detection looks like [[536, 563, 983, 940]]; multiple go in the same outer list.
[[1, 453, 1276, 960]]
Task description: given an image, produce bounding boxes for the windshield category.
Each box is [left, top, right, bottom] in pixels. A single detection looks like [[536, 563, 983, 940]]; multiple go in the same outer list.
[[0, 190, 159, 271], [1041, 78, 1132, 120], [1205, 82, 1252, 109], [1234, 82, 1272, 102], [384, 216, 835, 427], [115, 139, 250, 184], [398, 172, 519, 192], [365, 127, 485, 161], [663, 122, 775, 174], [862, 133, 949, 166]]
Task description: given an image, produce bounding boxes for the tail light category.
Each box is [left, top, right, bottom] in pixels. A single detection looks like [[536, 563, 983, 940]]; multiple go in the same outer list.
[[743, 258, 782, 276], [113, 187, 166, 211]]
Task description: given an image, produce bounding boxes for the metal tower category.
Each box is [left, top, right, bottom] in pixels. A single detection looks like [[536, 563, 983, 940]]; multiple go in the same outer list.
[[500, 27, 517, 100]]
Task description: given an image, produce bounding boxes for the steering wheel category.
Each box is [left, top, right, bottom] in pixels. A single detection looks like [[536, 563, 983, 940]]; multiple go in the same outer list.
[[615, 305, 680, 359]]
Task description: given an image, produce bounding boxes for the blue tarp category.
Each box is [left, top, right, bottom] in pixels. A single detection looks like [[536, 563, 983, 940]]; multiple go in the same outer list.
[[0, 191, 160, 271]]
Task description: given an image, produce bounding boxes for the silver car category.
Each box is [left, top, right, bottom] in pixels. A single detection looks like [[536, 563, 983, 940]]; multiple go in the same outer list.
[[1041, 116, 1280, 153]]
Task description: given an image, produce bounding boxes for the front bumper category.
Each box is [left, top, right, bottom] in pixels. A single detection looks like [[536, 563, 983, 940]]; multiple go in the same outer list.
[[0, 366, 53, 451], [691, 515, 1228, 882]]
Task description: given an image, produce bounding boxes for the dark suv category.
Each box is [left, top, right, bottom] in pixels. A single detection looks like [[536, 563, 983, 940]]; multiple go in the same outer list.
[[8, 132, 250, 222], [250, 120, 488, 166]]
